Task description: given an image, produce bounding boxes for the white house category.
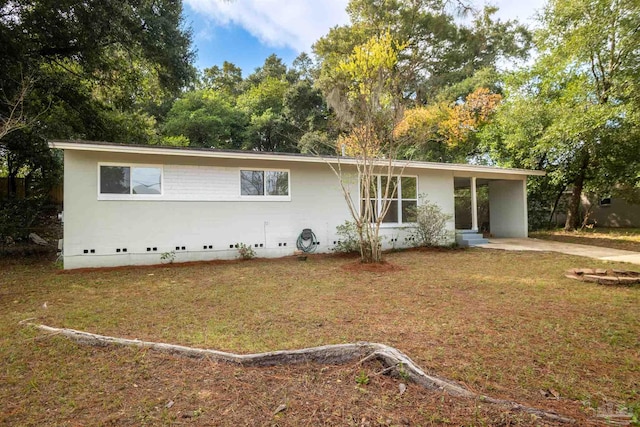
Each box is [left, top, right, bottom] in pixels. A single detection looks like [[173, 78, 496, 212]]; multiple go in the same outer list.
[[49, 140, 545, 269]]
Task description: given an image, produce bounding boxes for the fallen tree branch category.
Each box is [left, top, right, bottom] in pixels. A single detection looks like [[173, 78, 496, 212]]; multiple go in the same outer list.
[[21, 322, 575, 423]]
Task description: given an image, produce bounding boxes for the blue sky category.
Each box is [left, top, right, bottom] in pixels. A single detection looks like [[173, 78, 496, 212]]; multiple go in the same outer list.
[[183, 0, 546, 76], [183, 4, 299, 76]]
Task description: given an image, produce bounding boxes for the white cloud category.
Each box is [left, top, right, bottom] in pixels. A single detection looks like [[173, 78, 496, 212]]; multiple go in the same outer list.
[[489, 0, 547, 25], [185, 0, 350, 52]]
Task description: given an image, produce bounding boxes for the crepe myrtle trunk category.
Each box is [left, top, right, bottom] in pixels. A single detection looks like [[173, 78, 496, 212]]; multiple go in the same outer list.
[[356, 214, 382, 263]]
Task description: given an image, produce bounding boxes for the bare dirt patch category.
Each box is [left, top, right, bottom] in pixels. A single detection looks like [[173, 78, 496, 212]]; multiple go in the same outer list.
[[340, 259, 404, 273]]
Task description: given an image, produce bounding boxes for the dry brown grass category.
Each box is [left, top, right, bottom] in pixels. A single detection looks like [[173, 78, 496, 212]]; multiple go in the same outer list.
[[532, 228, 640, 252], [1, 249, 639, 426]]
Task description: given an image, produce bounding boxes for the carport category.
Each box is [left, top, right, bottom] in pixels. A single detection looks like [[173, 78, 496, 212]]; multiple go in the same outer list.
[[453, 173, 536, 244]]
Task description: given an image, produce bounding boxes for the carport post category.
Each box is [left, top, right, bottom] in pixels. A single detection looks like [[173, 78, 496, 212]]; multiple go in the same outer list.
[[471, 176, 478, 232]]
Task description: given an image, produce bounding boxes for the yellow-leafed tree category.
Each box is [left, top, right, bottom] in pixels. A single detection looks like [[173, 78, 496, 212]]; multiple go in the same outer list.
[[395, 88, 501, 161], [319, 30, 407, 263]]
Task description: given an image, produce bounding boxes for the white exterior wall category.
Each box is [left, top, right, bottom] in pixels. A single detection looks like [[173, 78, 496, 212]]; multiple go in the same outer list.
[[62, 151, 457, 269], [416, 170, 455, 237], [488, 179, 528, 237]]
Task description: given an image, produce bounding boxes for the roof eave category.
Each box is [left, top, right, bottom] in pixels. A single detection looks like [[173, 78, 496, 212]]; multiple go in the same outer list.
[[48, 140, 546, 177]]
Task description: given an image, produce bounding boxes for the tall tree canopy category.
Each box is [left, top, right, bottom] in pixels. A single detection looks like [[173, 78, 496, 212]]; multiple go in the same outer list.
[[163, 54, 330, 152], [162, 90, 246, 149], [481, 0, 640, 230], [313, 0, 530, 161], [0, 0, 194, 198], [314, 1, 530, 103]]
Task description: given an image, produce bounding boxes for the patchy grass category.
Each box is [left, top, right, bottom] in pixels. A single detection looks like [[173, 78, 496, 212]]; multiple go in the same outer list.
[[532, 228, 640, 252], [1, 249, 639, 425]]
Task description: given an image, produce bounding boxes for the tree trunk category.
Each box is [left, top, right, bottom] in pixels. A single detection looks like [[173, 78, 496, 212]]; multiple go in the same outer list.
[[564, 155, 589, 231], [7, 156, 18, 199], [548, 185, 566, 228], [24, 171, 32, 199], [22, 321, 575, 424]]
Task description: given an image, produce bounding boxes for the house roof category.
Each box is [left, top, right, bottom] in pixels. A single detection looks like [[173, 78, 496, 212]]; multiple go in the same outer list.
[[48, 140, 546, 177]]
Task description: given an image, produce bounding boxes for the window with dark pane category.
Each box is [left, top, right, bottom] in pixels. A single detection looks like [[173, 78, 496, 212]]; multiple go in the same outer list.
[[266, 171, 289, 196], [402, 200, 418, 222], [380, 176, 399, 199], [241, 170, 264, 195], [382, 200, 399, 223], [100, 166, 130, 194]]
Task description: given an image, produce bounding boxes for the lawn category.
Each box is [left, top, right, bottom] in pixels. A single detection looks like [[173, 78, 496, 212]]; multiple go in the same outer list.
[[532, 228, 640, 252], [1, 249, 639, 426]]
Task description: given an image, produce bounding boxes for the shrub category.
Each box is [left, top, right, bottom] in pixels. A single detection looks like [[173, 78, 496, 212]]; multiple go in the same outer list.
[[236, 243, 256, 260], [406, 196, 452, 247], [0, 199, 47, 243], [160, 250, 176, 264], [331, 221, 361, 253]]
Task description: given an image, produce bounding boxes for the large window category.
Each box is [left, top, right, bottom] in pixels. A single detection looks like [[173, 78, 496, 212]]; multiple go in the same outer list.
[[240, 169, 289, 197], [99, 164, 162, 197], [361, 175, 417, 224]]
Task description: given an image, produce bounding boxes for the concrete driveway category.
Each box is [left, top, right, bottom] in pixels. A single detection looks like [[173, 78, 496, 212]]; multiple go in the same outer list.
[[477, 238, 640, 265]]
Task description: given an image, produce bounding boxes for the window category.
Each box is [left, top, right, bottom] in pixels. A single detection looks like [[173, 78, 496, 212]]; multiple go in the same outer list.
[[361, 175, 417, 224], [240, 170, 289, 197], [99, 164, 162, 197]]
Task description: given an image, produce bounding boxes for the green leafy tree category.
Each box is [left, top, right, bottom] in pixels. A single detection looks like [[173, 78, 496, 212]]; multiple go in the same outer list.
[[313, 0, 530, 164], [163, 54, 331, 154], [482, 0, 640, 230], [243, 54, 289, 89], [283, 80, 332, 152], [236, 76, 296, 152], [0, 0, 194, 198], [200, 62, 244, 96], [162, 90, 247, 149], [290, 52, 316, 82], [314, 0, 530, 105]]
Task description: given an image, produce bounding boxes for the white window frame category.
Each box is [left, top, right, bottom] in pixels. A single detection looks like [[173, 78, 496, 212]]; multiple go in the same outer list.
[[360, 174, 418, 226], [97, 162, 164, 200], [238, 168, 291, 201]]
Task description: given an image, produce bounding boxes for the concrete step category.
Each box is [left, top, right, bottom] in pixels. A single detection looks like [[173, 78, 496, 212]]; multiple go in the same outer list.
[[461, 238, 489, 247], [455, 231, 489, 247], [456, 233, 483, 242]]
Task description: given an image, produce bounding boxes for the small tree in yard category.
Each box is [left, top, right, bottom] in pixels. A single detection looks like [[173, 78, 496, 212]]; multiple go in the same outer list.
[[318, 31, 407, 264]]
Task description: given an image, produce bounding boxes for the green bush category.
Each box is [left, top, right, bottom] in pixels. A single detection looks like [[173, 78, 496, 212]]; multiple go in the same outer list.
[[236, 243, 256, 260], [406, 196, 452, 247], [0, 199, 46, 243], [331, 221, 361, 253]]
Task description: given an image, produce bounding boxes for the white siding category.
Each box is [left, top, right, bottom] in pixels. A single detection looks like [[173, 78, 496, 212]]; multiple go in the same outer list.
[[163, 165, 238, 200], [64, 151, 359, 268], [61, 150, 523, 269]]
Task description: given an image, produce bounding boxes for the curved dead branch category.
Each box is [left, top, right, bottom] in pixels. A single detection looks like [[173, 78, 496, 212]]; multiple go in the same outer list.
[[22, 322, 575, 424]]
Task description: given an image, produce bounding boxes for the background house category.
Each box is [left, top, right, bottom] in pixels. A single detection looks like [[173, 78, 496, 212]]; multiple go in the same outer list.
[[586, 194, 640, 228], [548, 190, 640, 229]]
